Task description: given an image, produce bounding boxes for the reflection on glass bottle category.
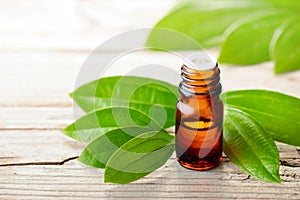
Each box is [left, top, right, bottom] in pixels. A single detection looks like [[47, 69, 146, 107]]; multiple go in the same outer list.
[[176, 58, 223, 171]]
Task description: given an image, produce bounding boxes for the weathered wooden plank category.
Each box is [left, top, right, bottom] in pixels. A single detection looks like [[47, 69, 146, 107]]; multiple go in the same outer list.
[[0, 106, 299, 164], [0, 51, 85, 106], [0, 50, 191, 105], [0, 160, 299, 199], [0, 107, 73, 129], [0, 188, 298, 199], [1, 50, 299, 106], [0, 130, 82, 165], [0, 131, 298, 198], [0, 127, 298, 196], [0, 158, 299, 182], [220, 63, 300, 98]]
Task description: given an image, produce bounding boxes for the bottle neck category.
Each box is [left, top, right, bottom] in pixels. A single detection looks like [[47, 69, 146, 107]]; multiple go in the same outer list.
[[179, 63, 222, 97]]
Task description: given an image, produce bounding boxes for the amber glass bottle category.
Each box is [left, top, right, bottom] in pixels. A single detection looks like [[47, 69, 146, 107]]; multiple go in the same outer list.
[[175, 60, 223, 171]]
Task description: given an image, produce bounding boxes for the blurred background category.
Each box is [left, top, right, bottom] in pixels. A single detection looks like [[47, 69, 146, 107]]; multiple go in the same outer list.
[[0, 0, 300, 109], [1, 0, 299, 108], [0, 0, 176, 106]]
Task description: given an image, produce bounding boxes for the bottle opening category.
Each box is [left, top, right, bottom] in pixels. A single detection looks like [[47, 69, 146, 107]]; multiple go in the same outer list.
[[185, 52, 217, 71]]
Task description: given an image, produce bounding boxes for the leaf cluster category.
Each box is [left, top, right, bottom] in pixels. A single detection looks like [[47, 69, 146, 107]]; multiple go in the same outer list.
[[147, 0, 300, 74], [62, 76, 300, 183]]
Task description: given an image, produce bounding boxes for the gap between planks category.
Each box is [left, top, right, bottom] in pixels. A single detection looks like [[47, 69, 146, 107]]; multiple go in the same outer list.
[[0, 156, 79, 167]]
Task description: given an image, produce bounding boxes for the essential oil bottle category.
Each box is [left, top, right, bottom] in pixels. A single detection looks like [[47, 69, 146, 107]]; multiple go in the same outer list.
[[175, 56, 223, 170]]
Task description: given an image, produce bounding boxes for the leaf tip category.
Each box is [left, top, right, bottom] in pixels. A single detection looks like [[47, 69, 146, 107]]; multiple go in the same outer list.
[[103, 178, 110, 184], [60, 127, 68, 134], [261, 171, 281, 184], [273, 174, 281, 184], [69, 92, 74, 98], [60, 124, 78, 140], [77, 154, 84, 163], [103, 170, 112, 184], [275, 179, 281, 184]]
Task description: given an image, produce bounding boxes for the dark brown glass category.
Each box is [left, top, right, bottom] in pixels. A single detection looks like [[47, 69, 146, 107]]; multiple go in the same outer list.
[[175, 63, 223, 170]]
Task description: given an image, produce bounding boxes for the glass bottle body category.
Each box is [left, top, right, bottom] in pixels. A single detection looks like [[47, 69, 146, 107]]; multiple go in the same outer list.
[[175, 64, 223, 170]]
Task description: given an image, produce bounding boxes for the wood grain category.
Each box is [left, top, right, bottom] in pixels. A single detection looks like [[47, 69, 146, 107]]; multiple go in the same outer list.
[[0, 132, 299, 198], [1, 50, 299, 106], [0, 106, 299, 199], [0, 0, 299, 199], [0, 160, 299, 199]]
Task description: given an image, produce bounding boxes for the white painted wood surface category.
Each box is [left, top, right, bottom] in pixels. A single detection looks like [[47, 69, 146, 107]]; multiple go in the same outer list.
[[0, 0, 299, 199]]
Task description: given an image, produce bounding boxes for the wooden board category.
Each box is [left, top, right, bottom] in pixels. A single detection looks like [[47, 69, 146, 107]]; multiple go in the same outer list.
[[0, 107, 299, 199], [0, 160, 299, 199], [0, 0, 299, 199]]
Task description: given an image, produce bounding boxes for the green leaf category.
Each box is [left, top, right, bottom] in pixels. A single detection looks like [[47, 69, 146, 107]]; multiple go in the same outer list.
[[270, 16, 300, 74], [62, 107, 161, 142], [266, 0, 300, 12], [147, 0, 276, 49], [219, 11, 289, 65], [223, 106, 280, 183], [104, 130, 174, 184], [148, 0, 300, 73], [222, 90, 300, 146], [71, 76, 179, 128], [78, 126, 153, 168]]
